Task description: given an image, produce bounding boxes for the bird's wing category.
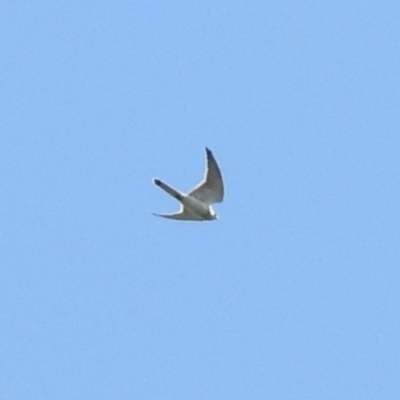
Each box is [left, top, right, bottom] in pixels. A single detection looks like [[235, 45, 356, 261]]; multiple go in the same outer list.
[[153, 206, 204, 221], [153, 178, 183, 201], [188, 147, 224, 205]]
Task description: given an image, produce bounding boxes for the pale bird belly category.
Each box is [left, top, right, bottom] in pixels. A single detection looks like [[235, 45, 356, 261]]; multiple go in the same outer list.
[[182, 195, 212, 219]]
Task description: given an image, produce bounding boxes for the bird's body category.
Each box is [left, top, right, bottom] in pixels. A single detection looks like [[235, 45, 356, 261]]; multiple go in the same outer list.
[[153, 148, 224, 221]]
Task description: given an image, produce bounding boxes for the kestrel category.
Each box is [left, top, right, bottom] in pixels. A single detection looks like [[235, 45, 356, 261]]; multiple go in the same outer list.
[[153, 147, 224, 221]]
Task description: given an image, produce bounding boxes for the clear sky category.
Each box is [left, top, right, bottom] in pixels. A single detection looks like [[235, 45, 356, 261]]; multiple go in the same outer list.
[[1, 2, 400, 399]]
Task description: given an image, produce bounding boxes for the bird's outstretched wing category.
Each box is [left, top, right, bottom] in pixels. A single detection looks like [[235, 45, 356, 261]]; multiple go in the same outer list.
[[188, 148, 224, 205], [153, 207, 204, 221]]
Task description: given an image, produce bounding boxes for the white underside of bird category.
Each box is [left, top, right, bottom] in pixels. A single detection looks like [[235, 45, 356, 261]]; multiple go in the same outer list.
[[153, 148, 224, 221]]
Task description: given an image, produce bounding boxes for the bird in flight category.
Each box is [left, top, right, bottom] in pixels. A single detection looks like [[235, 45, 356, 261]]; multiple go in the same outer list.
[[153, 147, 224, 221]]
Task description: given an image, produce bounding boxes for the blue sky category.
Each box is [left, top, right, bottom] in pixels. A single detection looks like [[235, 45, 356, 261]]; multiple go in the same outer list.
[[1, 2, 400, 399]]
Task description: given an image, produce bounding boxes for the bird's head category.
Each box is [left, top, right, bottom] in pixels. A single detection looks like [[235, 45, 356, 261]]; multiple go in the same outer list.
[[209, 208, 218, 220]]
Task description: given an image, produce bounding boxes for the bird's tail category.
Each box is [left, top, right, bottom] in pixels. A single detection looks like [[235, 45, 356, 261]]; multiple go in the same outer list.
[[153, 179, 183, 201]]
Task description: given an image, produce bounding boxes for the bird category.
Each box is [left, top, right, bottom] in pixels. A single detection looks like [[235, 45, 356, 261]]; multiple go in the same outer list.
[[153, 147, 224, 221]]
